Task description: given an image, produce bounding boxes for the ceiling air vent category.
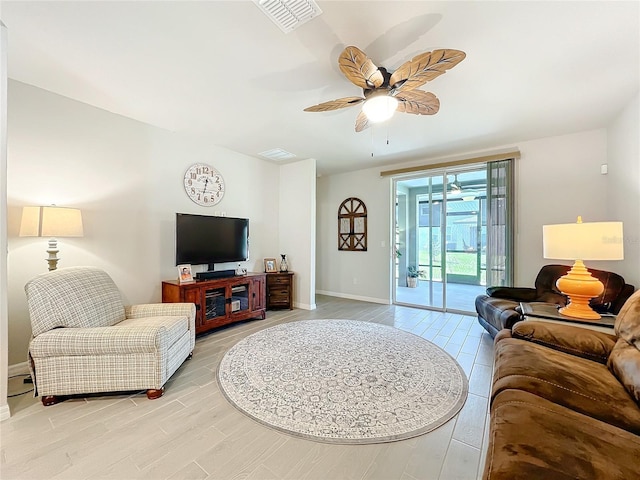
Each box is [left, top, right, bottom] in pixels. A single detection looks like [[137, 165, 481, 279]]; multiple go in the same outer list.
[[258, 148, 297, 161], [253, 0, 322, 34]]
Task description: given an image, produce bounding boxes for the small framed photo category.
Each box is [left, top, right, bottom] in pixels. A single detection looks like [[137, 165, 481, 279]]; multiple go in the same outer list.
[[177, 264, 194, 284], [264, 258, 277, 273]]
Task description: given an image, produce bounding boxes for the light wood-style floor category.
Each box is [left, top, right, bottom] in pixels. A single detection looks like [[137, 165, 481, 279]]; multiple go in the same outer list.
[[2, 295, 494, 480]]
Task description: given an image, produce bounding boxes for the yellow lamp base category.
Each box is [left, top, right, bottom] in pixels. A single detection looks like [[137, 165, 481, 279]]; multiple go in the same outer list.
[[556, 260, 604, 320]]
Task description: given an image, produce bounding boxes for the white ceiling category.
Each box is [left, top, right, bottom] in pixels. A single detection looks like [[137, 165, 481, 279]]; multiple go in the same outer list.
[[1, 1, 638, 176]]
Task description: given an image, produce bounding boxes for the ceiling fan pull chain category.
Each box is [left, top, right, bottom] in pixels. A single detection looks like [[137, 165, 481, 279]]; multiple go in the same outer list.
[[371, 126, 374, 157]]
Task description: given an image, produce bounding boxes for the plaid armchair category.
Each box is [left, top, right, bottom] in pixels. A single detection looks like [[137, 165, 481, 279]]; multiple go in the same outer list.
[[26, 266, 195, 406]]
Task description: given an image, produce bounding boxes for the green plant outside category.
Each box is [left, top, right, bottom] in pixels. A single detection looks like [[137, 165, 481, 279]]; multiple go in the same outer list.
[[418, 252, 487, 284]]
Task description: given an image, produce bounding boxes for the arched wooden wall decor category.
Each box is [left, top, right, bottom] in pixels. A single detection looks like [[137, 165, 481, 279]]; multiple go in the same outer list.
[[338, 197, 367, 251]]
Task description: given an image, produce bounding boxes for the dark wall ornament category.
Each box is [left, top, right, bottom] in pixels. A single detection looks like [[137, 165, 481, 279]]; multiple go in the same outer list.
[[338, 197, 367, 251]]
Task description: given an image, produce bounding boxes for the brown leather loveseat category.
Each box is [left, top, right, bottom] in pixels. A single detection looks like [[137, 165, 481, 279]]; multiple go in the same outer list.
[[475, 264, 635, 337], [482, 289, 640, 480]]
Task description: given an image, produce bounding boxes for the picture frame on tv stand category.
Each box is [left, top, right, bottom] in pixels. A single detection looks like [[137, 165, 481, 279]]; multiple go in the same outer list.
[[177, 264, 194, 284], [264, 258, 277, 273]]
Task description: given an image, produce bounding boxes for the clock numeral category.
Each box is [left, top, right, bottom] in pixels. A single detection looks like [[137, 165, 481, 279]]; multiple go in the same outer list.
[[190, 172, 197, 180], [188, 179, 192, 186], [191, 187, 196, 194]]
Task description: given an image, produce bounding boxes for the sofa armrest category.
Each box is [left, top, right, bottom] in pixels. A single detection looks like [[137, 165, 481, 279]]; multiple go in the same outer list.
[[512, 321, 617, 364], [126, 303, 195, 323], [29, 325, 166, 357], [487, 286, 538, 302]]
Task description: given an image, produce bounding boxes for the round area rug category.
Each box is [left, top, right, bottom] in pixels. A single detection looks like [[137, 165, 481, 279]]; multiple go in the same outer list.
[[217, 319, 468, 444]]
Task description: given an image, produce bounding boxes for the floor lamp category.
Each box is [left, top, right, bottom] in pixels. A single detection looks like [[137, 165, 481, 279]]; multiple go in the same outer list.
[[543, 216, 624, 320], [19, 206, 84, 271]]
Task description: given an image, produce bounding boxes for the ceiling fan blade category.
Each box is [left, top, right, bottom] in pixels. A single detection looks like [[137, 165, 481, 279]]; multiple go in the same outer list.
[[304, 96, 365, 112], [355, 110, 371, 132], [339, 46, 384, 90], [390, 49, 466, 93], [395, 90, 440, 115]]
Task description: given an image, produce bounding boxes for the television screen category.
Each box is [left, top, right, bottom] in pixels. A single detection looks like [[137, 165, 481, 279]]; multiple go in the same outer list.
[[176, 213, 249, 266]]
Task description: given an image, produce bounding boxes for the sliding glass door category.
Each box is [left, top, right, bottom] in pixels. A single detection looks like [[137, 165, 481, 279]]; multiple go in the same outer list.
[[393, 162, 513, 313]]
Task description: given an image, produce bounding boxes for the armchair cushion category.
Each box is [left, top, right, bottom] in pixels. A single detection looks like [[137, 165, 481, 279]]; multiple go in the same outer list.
[[125, 303, 195, 320], [26, 266, 125, 337], [30, 326, 166, 356], [117, 316, 190, 349]]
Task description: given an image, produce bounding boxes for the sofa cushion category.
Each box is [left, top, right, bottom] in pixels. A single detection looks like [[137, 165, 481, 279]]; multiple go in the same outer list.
[[483, 389, 640, 480], [493, 336, 640, 435], [26, 266, 126, 337], [608, 289, 640, 403], [608, 339, 640, 405], [614, 289, 640, 347], [512, 321, 616, 364]]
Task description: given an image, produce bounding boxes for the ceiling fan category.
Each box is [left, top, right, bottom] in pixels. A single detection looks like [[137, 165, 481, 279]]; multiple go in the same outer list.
[[304, 46, 466, 132]]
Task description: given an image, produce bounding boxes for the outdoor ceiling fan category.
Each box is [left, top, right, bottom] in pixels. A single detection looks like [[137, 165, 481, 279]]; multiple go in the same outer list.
[[304, 45, 466, 132]]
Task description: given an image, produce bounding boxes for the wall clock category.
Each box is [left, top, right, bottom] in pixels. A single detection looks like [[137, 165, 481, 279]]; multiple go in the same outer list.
[[183, 163, 225, 206]]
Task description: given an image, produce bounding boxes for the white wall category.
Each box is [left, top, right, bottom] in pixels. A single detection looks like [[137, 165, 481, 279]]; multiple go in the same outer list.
[[316, 167, 393, 304], [607, 93, 640, 288], [279, 159, 316, 309], [515, 129, 610, 285], [1, 21, 10, 421], [316, 127, 624, 302], [6, 80, 280, 367]]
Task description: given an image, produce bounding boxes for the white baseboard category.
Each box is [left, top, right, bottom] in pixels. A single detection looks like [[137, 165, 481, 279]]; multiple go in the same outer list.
[[8, 361, 29, 377], [0, 403, 10, 422], [293, 302, 316, 311], [316, 290, 391, 305]]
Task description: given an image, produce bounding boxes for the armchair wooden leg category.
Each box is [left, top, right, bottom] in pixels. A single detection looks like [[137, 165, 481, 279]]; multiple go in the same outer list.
[[146, 388, 164, 400], [187, 352, 193, 360], [42, 395, 61, 406]]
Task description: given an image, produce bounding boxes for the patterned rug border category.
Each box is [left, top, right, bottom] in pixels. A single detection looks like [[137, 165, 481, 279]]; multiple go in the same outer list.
[[217, 319, 469, 445]]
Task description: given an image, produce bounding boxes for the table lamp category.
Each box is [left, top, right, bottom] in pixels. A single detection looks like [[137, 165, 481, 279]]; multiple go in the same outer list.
[[543, 216, 623, 320], [19, 205, 84, 271]]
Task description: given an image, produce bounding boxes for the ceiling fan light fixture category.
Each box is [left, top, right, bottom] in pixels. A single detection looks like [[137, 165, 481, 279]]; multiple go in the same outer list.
[[362, 95, 398, 123]]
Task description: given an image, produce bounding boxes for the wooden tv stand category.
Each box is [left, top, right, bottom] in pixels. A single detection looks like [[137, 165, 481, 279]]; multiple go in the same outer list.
[[162, 273, 266, 335]]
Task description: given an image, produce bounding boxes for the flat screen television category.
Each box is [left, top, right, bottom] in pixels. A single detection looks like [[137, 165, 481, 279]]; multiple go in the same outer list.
[[176, 213, 249, 268]]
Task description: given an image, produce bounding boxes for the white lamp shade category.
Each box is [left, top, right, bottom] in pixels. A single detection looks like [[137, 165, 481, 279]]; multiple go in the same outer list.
[[362, 95, 398, 123], [19, 206, 84, 237], [543, 221, 623, 260]]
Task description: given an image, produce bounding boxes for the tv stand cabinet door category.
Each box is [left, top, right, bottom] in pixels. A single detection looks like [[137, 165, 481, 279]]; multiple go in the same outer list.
[[182, 287, 203, 330], [251, 275, 266, 312]]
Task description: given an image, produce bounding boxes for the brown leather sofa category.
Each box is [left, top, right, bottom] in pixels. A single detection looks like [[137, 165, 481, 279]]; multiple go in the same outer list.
[[475, 264, 635, 337], [482, 289, 640, 480]]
